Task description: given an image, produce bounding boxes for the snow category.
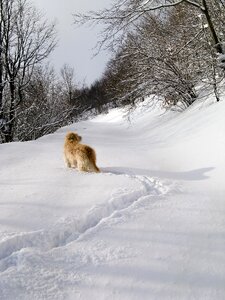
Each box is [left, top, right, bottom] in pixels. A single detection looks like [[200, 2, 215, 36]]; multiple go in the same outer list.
[[0, 94, 225, 299]]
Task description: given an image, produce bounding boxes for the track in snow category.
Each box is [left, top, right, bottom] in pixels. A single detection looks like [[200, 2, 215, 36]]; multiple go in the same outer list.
[[0, 173, 169, 273]]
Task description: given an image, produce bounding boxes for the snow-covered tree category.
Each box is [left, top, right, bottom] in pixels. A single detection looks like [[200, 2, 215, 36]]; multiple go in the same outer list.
[[74, 0, 225, 107], [0, 0, 56, 142]]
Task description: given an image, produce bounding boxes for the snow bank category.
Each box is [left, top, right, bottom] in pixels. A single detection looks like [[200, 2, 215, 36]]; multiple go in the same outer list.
[[0, 94, 225, 299]]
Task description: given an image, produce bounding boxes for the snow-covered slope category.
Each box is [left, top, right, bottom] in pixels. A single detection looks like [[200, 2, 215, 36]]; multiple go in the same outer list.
[[0, 95, 225, 299]]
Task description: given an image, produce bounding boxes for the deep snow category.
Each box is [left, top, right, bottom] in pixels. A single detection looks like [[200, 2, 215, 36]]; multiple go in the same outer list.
[[0, 95, 225, 299]]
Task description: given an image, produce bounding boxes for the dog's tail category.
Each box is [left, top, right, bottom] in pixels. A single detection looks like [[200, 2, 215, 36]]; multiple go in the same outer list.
[[93, 163, 100, 173], [86, 147, 100, 173]]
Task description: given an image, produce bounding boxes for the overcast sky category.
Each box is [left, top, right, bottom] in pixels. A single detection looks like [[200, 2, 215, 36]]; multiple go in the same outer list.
[[32, 0, 112, 86]]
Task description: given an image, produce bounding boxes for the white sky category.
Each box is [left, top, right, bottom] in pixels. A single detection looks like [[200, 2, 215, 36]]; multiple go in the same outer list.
[[32, 0, 112, 86]]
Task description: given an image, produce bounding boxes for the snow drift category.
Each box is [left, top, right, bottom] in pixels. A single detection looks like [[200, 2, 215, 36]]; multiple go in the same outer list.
[[0, 94, 225, 299]]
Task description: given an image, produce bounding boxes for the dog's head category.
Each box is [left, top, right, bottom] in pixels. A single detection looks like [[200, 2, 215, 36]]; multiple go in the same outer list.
[[66, 132, 82, 143]]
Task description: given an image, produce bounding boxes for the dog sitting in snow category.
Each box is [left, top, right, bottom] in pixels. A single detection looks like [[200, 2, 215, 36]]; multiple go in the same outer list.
[[64, 132, 100, 173]]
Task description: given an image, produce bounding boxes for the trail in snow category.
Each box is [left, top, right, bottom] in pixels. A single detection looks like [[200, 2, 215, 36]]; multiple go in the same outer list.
[[0, 173, 169, 273]]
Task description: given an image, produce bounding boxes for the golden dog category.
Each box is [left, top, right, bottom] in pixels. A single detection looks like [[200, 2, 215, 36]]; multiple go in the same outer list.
[[64, 132, 100, 173]]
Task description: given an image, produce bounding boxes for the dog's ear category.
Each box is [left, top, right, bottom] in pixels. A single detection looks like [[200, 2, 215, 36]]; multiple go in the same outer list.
[[78, 135, 82, 142]]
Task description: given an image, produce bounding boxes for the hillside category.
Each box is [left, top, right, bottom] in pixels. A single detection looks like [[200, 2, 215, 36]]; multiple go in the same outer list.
[[0, 95, 225, 300]]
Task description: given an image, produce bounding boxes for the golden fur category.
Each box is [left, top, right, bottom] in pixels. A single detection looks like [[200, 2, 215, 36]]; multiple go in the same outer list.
[[64, 132, 100, 173]]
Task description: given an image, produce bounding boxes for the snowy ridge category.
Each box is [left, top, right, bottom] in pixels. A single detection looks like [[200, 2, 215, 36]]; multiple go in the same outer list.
[[0, 173, 168, 273]]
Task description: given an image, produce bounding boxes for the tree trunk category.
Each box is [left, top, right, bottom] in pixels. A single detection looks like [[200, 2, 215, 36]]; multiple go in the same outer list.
[[0, 19, 3, 116], [202, 0, 223, 54], [5, 80, 16, 142]]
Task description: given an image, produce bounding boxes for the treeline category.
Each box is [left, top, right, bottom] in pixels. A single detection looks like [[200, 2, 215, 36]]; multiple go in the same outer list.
[[74, 0, 225, 108], [0, 0, 93, 144]]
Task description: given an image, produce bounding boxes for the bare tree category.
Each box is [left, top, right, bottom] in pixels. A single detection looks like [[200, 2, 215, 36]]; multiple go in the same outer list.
[[60, 64, 77, 103], [0, 0, 57, 143]]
